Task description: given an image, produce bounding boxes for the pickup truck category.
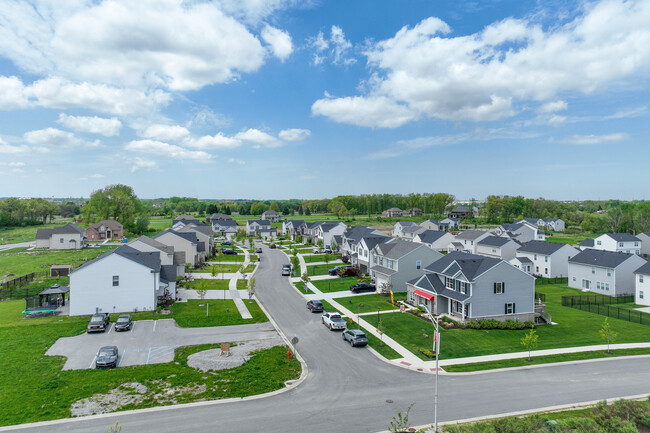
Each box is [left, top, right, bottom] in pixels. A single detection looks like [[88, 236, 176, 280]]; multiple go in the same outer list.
[[322, 312, 346, 331], [87, 313, 110, 333]]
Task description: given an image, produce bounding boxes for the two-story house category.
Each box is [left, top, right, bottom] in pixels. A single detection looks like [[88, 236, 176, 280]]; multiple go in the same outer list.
[[451, 230, 491, 254], [516, 218, 565, 232], [370, 240, 443, 292], [402, 208, 423, 217], [412, 230, 455, 252], [154, 230, 203, 267], [381, 207, 403, 218], [476, 236, 520, 261], [69, 245, 177, 316], [353, 235, 392, 272], [86, 220, 123, 241], [392, 221, 418, 238], [205, 213, 232, 224], [634, 262, 650, 307], [212, 219, 238, 239], [440, 217, 459, 230], [515, 240, 579, 278], [179, 223, 214, 257], [340, 225, 386, 257], [35, 223, 87, 250], [128, 235, 185, 278], [494, 222, 545, 243], [246, 219, 277, 239], [172, 214, 200, 227], [400, 224, 426, 241], [261, 210, 280, 223], [406, 251, 535, 322], [636, 233, 650, 257], [420, 219, 442, 231], [314, 222, 346, 248], [589, 233, 642, 255], [568, 249, 646, 296]]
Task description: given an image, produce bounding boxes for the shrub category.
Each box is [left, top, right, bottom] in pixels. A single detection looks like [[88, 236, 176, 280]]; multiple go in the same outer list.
[[418, 348, 435, 358]]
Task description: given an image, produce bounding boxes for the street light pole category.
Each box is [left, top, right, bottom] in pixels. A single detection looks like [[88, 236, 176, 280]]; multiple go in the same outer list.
[[420, 303, 440, 432]]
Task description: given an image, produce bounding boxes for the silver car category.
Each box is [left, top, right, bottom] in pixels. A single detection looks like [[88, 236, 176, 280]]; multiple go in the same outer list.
[[342, 329, 368, 347]]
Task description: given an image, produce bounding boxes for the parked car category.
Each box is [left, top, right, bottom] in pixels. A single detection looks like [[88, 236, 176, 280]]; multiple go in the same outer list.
[[256, 247, 263, 253], [328, 265, 355, 276], [350, 282, 376, 293], [342, 329, 368, 347], [87, 313, 110, 333], [114, 314, 132, 332], [269, 243, 277, 249], [281, 266, 291, 276], [220, 241, 231, 246], [95, 346, 119, 368], [322, 312, 346, 330], [222, 249, 237, 255], [306, 300, 324, 313]]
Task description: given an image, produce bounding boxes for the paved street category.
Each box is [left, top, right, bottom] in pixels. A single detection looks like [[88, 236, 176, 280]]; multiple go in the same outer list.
[[4, 243, 650, 432]]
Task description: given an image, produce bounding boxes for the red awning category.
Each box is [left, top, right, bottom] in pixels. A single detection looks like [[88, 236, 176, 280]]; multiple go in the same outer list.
[[414, 290, 434, 301]]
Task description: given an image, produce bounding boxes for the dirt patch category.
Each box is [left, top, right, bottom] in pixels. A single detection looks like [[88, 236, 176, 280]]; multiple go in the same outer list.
[[187, 338, 283, 372], [71, 382, 148, 417]]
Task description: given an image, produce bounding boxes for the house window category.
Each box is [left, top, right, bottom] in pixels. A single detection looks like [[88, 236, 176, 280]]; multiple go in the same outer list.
[[446, 277, 454, 289], [635, 242, 639, 247], [582, 279, 589, 289], [592, 267, 595, 274], [619, 242, 624, 248], [596, 240, 601, 245], [60, 238, 64, 243], [494, 282, 504, 294], [605, 283, 610, 291], [573, 276, 576, 281], [112, 276, 119, 287], [544, 256, 548, 263], [640, 291, 644, 299], [536, 266, 539, 273], [379, 257, 383, 266], [387, 259, 394, 269], [544, 268, 548, 275], [534, 254, 537, 260], [505, 303, 515, 314], [641, 275, 645, 283], [597, 282, 601, 290], [416, 260, 421, 270], [607, 269, 612, 277]]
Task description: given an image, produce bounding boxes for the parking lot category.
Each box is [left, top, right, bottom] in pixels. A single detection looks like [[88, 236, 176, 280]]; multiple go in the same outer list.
[[46, 319, 281, 370]]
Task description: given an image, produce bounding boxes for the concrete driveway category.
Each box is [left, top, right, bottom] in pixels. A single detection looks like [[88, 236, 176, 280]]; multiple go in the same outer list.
[[45, 319, 281, 370]]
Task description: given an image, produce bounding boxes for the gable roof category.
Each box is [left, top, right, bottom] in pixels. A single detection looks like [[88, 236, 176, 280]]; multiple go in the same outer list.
[[396, 221, 417, 227], [602, 233, 641, 242], [175, 214, 197, 221], [129, 236, 174, 255], [500, 223, 528, 232], [154, 230, 197, 244], [512, 256, 533, 264], [36, 223, 85, 239], [478, 236, 515, 247], [262, 209, 279, 215], [360, 235, 391, 250], [402, 225, 425, 234], [634, 261, 650, 275], [456, 230, 488, 241], [569, 249, 637, 268], [375, 239, 425, 260], [343, 225, 382, 242], [206, 213, 232, 221], [74, 245, 161, 274], [517, 240, 571, 255], [247, 219, 271, 226], [415, 230, 450, 244], [214, 219, 238, 227], [409, 274, 470, 302], [425, 251, 501, 281], [450, 205, 470, 213], [181, 223, 213, 236], [580, 238, 595, 248], [87, 220, 123, 231]]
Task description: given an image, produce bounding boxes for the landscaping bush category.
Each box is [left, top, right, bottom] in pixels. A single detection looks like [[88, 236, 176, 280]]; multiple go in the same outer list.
[[465, 319, 534, 330], [419, 348, 436, 358]]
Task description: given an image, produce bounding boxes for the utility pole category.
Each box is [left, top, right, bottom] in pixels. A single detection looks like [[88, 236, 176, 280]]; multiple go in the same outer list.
[[420, 304, 440, 432]]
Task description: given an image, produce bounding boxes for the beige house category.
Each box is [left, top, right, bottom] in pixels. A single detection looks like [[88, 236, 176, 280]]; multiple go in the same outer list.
[[35, 223, 87, 250]]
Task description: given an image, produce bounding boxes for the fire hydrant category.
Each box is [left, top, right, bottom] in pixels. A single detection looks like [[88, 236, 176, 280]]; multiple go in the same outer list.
[[287, 350, 291, 359]]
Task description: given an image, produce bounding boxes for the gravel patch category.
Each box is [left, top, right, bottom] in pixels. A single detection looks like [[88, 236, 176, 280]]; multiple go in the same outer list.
[[188, 337, 284, 372], [71, 382, 148, 417]]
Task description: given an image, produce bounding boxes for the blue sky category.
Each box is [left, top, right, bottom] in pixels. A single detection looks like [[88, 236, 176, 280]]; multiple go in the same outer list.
[[0, 0, 649, 200]]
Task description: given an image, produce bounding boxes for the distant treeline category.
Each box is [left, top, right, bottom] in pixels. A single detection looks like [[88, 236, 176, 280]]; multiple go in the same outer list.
[[0, 198, 74, 227]]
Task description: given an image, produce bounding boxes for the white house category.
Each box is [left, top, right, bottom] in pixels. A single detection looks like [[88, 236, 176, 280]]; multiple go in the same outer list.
[[453, 230, 491, 254], [128, 235, 185, 278], [382, 207, 403, 218], [353, 235, 392, 272], [261, 210, 280, 223], [568, 249, 646, 296], [509, 256, 533, 274], [494, 222, 545, 243], [212, 219, 238, 239], [413, 230, 455, 252], [590, 233, 641, 255], [246, 220, 277, 239], [35, 223, 87, 250], [634, 262, 650, 306], [314, 222, 347, 248], [516, 218, 565, 232], [637, 233, 650, 257], [400, 224, 426, 241], [515, 240, 579, 278], [340, 225, 385, 257], [69, 246, 177, 316], [392, 221, 418, 238], [440, 218, 459, 230], [476, 236, 520, 261], [370, 240, 443, 292], [420, 220, 442, 231]]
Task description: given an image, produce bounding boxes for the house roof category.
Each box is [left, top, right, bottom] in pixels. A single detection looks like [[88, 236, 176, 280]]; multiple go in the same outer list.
[[387, 207, 402, 212], [181, 223, 213, 236], [450, 242, 464, 248], [451, 205, 470, 213], [343, 225, 382, 242], [160, 265, 177, 284], [319, 222, 341, 232], [517, 240, 571, 255], [154, 230, 197, 245], [36, 223, 85, 239], [361, 235, 391, 250], [375, 239, 424, 260], [396, 221, 417, 227], [74, 245, 161, 274], [477, 236, 514, 247], [441, 217, 459, 223], [580, 238, 595, 248], [285, 220, 305, 228], [603, 233, 641, 242], [455, 230, 488, 241], [500, 223, 527, 232], [401, 225, 425, 234], [371, 264, 397, 276], [569, 249, 637, 268], [262, 210, 279, 215], [38, 284, 70, 296], [512, 256, 533, 264], [214, 219, 238, 227], [206, 213, 232, 221], [415, 230, 449, 244], [409, 274, 470, 302], [425, 251, 501, 281], [247, 219, 271, 226], [634, 261, 650, 275], [129, 236, 174, 255], [87, 220, 123, 231], [175, 214, 197, 221]]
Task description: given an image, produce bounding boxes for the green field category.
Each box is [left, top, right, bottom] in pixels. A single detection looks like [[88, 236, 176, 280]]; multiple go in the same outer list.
[[546, 233, 596, 245], [303, 253, 342, 263], [363, 284, 650, 361], [0, 221, 75, 244], [336, 293, 406, 313], [307, 264, 335, 276], [0, 245, 118, 276], [312, 276, 361, 293], [295, 282, 314, 295]]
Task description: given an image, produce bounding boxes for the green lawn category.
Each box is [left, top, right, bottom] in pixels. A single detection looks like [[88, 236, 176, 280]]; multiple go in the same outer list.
[[546, 233, 596, 245], [0, 245, 118, 276], [303, 253, 342, 263], [192, 263, 242, 273], [147, 217, 172, 231], [363, 284, 650, 361], [359, 325, 402, 360], [0, 222, 74, 244], [209, 254, 246, 262], [444, 348, 650, 372], [243, 264, 257, 273], [307, 264, 335, 276], [0, 276, 70, 300], [336, 293, 407, 313], [182, 279, 230, 290], [295, 282, 314, 295], [312, 276, 361, 293], [168, 300, 267, 326]]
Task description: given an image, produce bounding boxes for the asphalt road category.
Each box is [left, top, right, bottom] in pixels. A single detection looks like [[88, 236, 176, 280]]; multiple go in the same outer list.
[[4, 243, 650, 432]]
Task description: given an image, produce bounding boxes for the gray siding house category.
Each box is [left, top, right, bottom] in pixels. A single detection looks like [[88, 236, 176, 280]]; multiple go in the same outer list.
[[407, 251, 536, 322], [476, 236, 520, 261], [515, 240, 579, 278], [568, 249, 646, 296], [370, 240, 443, 293]]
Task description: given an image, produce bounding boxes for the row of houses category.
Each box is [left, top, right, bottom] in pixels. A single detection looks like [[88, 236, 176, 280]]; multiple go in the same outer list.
[[36, 220, 126, 249]]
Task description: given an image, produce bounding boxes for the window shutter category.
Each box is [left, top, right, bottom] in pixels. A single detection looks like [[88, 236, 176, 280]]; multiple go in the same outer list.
[[502, 282, 505, 293], [504, 303, 508, 314], [513, 303, 516, 314], [494, 283, 497, 294]]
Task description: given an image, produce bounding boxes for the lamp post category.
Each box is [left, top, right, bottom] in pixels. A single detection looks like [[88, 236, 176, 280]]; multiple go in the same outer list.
[[420, 303, 440, 432]]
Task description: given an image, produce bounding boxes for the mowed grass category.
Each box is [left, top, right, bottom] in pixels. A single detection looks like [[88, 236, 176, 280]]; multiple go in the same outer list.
[[295, 282, 314, 295], [182, 279, 231, 290], [363, 284, 650, 361], [0, 245, 118, 276], [193, 263, 242, 273], [303, 254, 342, 263], [0, 299, 297, 426], [359, 324, 402, 360], [546, 233, 596, 246], [337, 293, 407, 313], [312, 276, 361, 293], [0, 222, 73, 244], [307, 264, 335, 276]]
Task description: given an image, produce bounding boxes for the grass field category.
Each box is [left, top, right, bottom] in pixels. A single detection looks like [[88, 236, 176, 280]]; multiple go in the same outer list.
[[303, 254, 342, 263], [182, 279, 230, 290], [363, 284, 650, 361], [359, 324, 402, 360], [336, 293, 407, 313], [0, 222, 75, 244], [295, 282, 314, 295], [312, 276, 361, 293], [193, 263, 242, 273], [0, 245, 118, 276], [0, 299, 298, 426], [546, 233, 596, 245], [307, 264, 335, 276], [0, 276, 70, 300]]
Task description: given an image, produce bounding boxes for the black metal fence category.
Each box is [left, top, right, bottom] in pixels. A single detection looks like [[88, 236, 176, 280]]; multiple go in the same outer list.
[[0, 271, 49, 300], [534, 292, 546, 302], [536, 277, 569, 285], [562, 295, 649, 326]]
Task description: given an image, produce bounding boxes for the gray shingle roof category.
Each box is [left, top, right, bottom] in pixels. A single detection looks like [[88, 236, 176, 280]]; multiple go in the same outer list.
[[396, 221, 417, 227], [207, 213, 232, 221], [456, 230, 488, 241], [36, 223, 85, 240], [214, 220, 238, 227], [634, 261, 650, 275], [173, 251, 186, 265], [569, 249, 637, 268], [74, 245, 161, 274], [512, 256, 533, 264], [415, 230, 449, 244], [410, 274, 470, 302], [517, 240, 570, 255], [425, 251, 501, 281], [371, 265, 397, 276], [154, 230, 197, 244], [375, 239, 423, 259], [343, 225, 381, 242], [182, 224, 213, 236], [88, 220, 123, 231], [247, 219, 270, 226], [160, 265, 177, 284], [402, 225, 425, 234], [477, 236, 513, 247], [129, 236, 174, 255], [604, 233, 641, 242], [362, 235, 391, 250], [580, 239, 595, 247]]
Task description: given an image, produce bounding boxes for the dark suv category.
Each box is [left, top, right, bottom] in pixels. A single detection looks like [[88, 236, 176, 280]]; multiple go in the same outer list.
[[306, 300, 324, 313], [95, 346, 119, 368], [114, 314, 133, 332], [328, 265, 355, 276], [350, 282, 376, 293], [87, 313, 110, 333]]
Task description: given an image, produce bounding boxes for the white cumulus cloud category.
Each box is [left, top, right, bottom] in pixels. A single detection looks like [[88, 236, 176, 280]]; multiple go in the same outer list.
[[234, 128, 280, 146], [23, 128, 100, 148], [261, 25, 293, 61], [142, 124, 191, 141], [308, 25, 356, 66], [552, 133, 629, 145], [187, 133, 242, 150], [130, 157, 158, 172], [278, 128, 311, 141], [57, 113, 122, 136], [125, 139, 210, 160]]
